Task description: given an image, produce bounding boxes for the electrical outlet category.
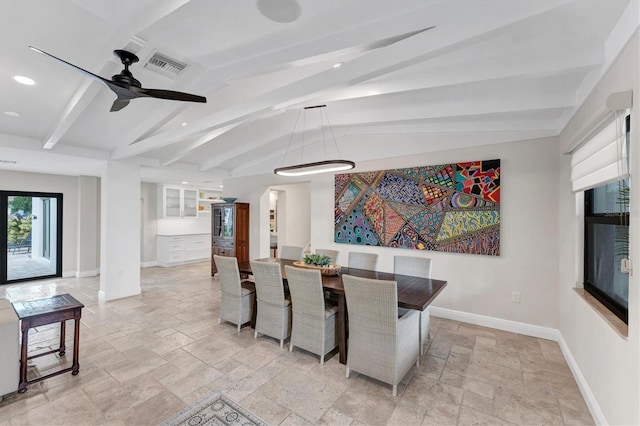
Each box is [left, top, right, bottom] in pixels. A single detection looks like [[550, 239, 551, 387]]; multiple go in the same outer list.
[[511, 291, 521, 303]]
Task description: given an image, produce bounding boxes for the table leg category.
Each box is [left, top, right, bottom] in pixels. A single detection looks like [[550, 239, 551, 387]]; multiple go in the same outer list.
[[337, 294, 347, 364], [18, 320, 29, 393], [59, 320, 66, 356], [71, 311, 81, 375]]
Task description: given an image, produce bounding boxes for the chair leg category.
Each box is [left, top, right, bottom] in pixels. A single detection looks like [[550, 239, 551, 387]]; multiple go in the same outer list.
[[393, 385, 397, 397], [254, 330, 258, 338], [345, 366, 350, 378], [237, 323, 241, 333], [320, 354, 324, 365], [289, 342, 293, 352], [280, 339, 284, 349]]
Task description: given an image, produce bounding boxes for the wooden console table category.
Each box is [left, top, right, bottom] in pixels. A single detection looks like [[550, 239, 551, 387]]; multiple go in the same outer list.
[[11, 294, 84, 393]]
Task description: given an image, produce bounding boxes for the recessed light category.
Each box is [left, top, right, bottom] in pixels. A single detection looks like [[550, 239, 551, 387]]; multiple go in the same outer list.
[[219, 185, 224, 188], [3, 111, 20, 117], [181, 181, 189, 185], [181, 122, 188, 127], [14, 75, 36, 86], [333, 62, 344, 69]]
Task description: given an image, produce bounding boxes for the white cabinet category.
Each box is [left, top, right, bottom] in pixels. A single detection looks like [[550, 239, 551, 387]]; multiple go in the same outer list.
[[158, 234, 210, 267], [162, 186, 198, 218]]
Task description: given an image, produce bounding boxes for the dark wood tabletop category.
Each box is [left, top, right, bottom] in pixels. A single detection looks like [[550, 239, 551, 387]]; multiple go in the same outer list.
[[238, 258, 447, 311], [12, 293, 84, 319]]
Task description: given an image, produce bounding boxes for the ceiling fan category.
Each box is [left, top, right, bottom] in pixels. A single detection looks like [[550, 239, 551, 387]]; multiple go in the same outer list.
[[29, 46, 207, 112]]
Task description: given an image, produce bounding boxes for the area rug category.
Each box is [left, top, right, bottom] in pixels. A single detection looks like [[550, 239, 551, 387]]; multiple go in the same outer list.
[[160, 393, 268, 426]]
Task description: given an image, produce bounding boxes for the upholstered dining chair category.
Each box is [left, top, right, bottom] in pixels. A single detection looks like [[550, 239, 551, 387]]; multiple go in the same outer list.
[[315, 248, 339, 264], [250, 260, 292, 348], [214, 255, 256, 332], [279, 245, 304, 261], [284, 265, 338, 364], [348, 251, 378, 270], [342, 274, 419, 396], [394, 255, 432, 355]]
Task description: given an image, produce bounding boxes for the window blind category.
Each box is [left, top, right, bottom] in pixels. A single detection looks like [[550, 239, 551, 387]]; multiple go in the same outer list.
[[570, 113, 628, 192]]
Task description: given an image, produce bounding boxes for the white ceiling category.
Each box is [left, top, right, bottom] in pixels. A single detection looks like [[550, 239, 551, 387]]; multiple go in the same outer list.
[[0, 0, 634, 188]]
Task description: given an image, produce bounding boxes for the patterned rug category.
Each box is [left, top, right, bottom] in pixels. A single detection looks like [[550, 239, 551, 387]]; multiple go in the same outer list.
[[161, 393, 268, 426]]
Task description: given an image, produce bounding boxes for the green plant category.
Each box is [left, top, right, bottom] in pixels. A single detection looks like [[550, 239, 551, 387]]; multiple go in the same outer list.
[[8, 196, 31, 216], [8, 216, 32, 244], [302, 253, 332, 267]]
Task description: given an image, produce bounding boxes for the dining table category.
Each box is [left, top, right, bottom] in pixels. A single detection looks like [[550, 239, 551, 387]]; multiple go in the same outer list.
[[237, 257, 447, 364]]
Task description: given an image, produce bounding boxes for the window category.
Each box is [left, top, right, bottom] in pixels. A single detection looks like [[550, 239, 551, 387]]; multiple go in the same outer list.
[[582, 115, 630, 324]]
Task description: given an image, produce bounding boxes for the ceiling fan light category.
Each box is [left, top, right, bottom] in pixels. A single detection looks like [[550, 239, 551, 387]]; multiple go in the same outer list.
[[274, 160, 355, 176]]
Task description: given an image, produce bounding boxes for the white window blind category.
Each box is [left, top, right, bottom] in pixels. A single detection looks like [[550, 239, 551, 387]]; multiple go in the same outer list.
[[570, 113, 628, 192]]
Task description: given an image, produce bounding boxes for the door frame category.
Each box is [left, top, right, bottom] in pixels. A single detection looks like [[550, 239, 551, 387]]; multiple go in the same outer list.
[[0, 190, 63, 284]]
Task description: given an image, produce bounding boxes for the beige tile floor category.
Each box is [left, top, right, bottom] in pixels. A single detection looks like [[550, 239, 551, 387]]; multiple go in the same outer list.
[[0, 262, 594, 425]]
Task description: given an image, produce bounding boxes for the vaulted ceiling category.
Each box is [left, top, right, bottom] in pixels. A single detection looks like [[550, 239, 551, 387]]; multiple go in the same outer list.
[[0, 0, 633, 188]]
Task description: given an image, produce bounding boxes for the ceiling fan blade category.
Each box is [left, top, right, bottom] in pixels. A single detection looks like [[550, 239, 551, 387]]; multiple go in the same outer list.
[[29, 46, 114, 90], [134, 87, 207, 103], [110, 99, 130, 112]]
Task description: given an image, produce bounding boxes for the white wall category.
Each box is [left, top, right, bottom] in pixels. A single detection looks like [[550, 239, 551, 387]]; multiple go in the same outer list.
[[557, 31, 639, 426], [99, 161, 141, 301], [222, 177, 311, 260], [0, 170, 81, 276], [77, 176, 98, 276], [271, 183, 310, 250], [225, 138, 560, 328], [141, 182, 158, 265]]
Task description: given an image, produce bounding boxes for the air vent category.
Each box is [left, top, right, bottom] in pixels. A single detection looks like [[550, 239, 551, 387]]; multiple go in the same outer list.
[[143, 52, 187, 79]]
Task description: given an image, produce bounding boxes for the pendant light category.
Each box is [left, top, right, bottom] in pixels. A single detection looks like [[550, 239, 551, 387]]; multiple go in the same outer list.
[[274, 105, 355, 176]]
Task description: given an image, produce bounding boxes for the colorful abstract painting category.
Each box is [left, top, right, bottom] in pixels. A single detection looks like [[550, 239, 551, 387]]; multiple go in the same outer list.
[[334, 159, 500, 256]]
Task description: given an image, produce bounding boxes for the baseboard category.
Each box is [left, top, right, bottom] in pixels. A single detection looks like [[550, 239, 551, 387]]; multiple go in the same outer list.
[[429, 306, 606, 425], [76, 270, 98, 278], [157, 259, 208, 268], [557, 335, 607, 425], [62, 271, 75, 278], [429, 306, 560, 340], [141, 261, 159, 268]]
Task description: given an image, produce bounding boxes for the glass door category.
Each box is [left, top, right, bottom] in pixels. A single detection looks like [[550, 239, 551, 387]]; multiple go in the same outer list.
[[43, 198, 51, 259], [222, 205, 234, 238], [0, 191, 63, 284]]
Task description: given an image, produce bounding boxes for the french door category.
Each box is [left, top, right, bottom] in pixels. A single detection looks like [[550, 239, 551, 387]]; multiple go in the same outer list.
[[0, 191, 63, 284]]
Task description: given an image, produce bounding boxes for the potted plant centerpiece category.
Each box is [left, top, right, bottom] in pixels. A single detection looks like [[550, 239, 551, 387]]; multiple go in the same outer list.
[[293, 253, 341, 275]]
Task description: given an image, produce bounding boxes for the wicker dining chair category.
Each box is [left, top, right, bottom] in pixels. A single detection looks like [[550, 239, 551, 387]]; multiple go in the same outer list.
[[348, 251, 378, 270], [279, 245, 304, 261], [315, 248, 339, 265], [250, 260, 292, 348], [342, 274, 419, 396], [394, 255, 433, 355], [214, 255, 256, 332], [284, 265, 338, 364]]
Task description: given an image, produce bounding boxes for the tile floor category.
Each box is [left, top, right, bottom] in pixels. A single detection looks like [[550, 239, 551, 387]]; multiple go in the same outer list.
[[6, 253, 55, 281], [0, 262, 594, 425]]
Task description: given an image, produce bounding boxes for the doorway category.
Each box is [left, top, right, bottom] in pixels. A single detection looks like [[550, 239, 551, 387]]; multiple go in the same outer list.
[[0, 191, 63, 283]]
